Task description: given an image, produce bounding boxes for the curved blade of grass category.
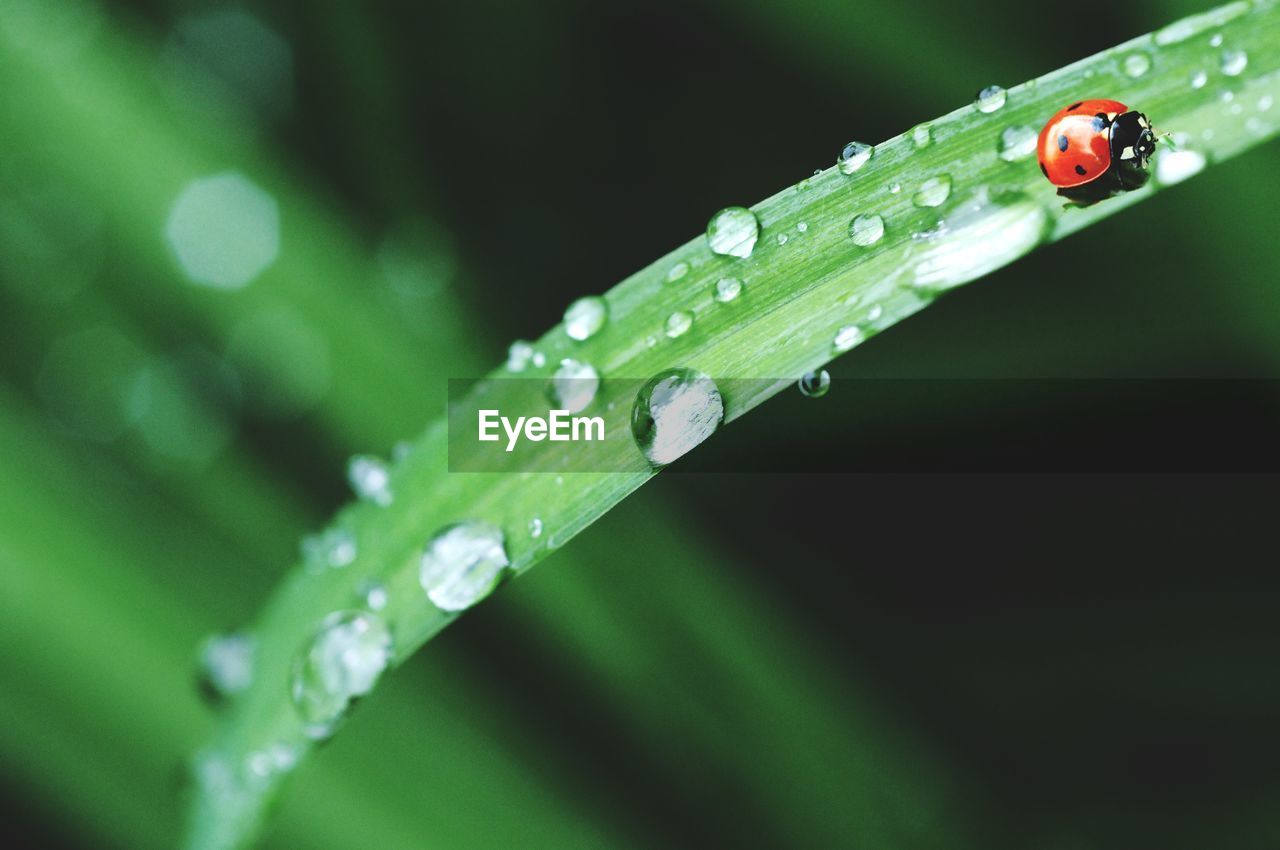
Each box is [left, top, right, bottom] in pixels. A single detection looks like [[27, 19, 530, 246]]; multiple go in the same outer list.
[[189, 3, 1280, 847]]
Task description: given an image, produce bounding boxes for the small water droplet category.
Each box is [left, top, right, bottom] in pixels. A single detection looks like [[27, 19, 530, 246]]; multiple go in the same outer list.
[[796, 221, 809, 233], [848, 213, 885, 247], [546, 359, 600, 413], [563, 295, 608, 342], [776, 233, 788, 246], [911, 124, 932, 149], [419, 521, 511, 611], [302, 527, 357, 569], [347, 455, 392, 506], [1221, 48, 1248, 76], [528, 517, 543, 539], [797, 370, 831, 398], [997, 125, 1038, 162], [837, 142, 874, 175], [360, 580, 388, 611], [974, 85, 1007, 113], [913, 175, 952, 208], [1122, 53, 1151, 78], [665, 261, 690, 284], [714, 277, 743, 302], [506, 340, 536, 372], [1190, 69, 1208, 89], [1155, 148, 1207, 185], [1259, 94, 1274, 111], [531, 351, 546, 368], [888, 182, 902, 194], [664, 310, 694, 339], [866, 304, 883, 322], [631, 369, 724, 466], [706, 206, 760, 258], [843, 293, 861, 307], [199, 632, 255, 700], [291, 611, 392, 736], [245, 743, 298, 787], [1210, 32, 1224, 47], [833, 325, 863, 353]]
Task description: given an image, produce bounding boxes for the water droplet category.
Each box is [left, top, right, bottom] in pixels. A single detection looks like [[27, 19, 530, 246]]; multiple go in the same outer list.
[[198, 632, 255, 700], [1221, 48, 1248, 76], [974, 85, 1007, 113], [528, 517, 543, 539], [1122, 53, 1151, 77], [1155, 148, 1207, 185], [664, 310, 694, 339], [631, 369, 724, 466], [546, 358, 600, 414], [888, 182, 902, 194], [302, 527, 357, 569], [347, 455, 392, 506], [910, 190, 1048, 292], [833, 325, 863, 353], [796, 221, 809, 233], [706, 206, 759, 258], [797, 370, 831, 398], [419, 521, 511, 611], [563, 295, 608, 342], [843, 293, 861, 307], [714, 277, 743, 302], [291, 611, 392, 735], [506, 340, 535, 372], [911, 124, 932, 149], [913, 175, 952, 208], [1190, 69, 1208, 89], [837, 142, 874, 175], [1210, 32, 1224, 47], [848, 213, 885, 247], [866, 304, 883, 322], [997, 125, 1038, 162], [665, 261, 690, 284], [1259, 94, 1274, 111], [245, 743, 298, 787], [360, 580, 388, 611], [776, 233, 788, 246]]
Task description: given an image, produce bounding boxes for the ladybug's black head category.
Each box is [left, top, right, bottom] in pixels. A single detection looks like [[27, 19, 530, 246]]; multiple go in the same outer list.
[[1110, 110, 1157, 167]]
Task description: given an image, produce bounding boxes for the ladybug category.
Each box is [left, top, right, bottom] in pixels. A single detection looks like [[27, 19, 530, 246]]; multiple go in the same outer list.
[[1037, 99, 1157, 204]]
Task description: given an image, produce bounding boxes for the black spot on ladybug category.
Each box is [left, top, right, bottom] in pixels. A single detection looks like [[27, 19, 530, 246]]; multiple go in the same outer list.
[[1075, 164, 1087, 175], [1058, 135, 1069, 152], [1068, 101, 1083, 111], [1092, 116, 1106, 131], [1040, 162, 1049, 178]]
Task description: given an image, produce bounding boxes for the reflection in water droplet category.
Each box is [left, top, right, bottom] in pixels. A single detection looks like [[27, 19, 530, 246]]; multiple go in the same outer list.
[[714, 277, 743, 302], [997, 125, 1039, 162], [419, 521, 511, 611], [1155, 148, 1207, 185], [1221, 48, 1248, 76], [665, 261, 690, 284], [665, 310, 693, 339], [974, 85, 1007, 113], [706, 206, 760, 258], [913, 175, 952, 208], [848, 213, 885, 247], [347, 455, 392, 506], [910, 191, 1048, 292], [837, 142, 874, 175], [797, 370, 831, 398], [563, 295, 608, 342], [546, 359, 600, 413], [291, 611, 392, 737], [199, 632, 255, 700], [1122, 53, 1151, 77], [631, 369, 724, 466]]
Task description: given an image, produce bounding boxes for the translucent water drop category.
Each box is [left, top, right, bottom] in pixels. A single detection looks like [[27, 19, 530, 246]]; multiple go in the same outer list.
[[911, 124, 933, 149], [1210, 32, 1224, 47], [665, 261, 690, 284], [866, 304, 883, 322], [506, 340, 535, 371], [997, 125, 1038, 162], [245, 743, 298, 787], [199, 632, 255, 700], [291, 611, 392, 735], [776, 233, 788, 246], [546, 358, 600, 414], [563, 295, 607, 342], [714, 277, 743, 302], [1190, 69, 1208, 89], [796, 221, 809, 233], [302, 527, 357, 569], [910, 190, 1048, 292], [848, 213, 885, 247], [974, 85, 1007, 113], [797, 370, 831, 398], [665, 310, 693, 338], [913, 175, 952, 208], [888, 182, 902, 194], [1156, 148, 1207, 185], [1122, 53, 1151, 77], [833, 325, 863, 353], [360, 580, 388, 611], [347, 455, 392, 506], [419, 521, 511, 611], [837, 142, 874, 175], [1259, 94, 1274, 111], [1221, 48, 1248, 76], [706, 206, 759, 258], [528, 517, 543, 539], [631, 369, 724, 466]]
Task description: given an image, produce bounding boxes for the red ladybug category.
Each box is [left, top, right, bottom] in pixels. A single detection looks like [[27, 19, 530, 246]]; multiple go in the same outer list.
[[1037, 99, 1157, 204]]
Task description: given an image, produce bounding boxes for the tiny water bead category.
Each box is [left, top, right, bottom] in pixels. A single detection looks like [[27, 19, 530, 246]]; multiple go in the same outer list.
[[833, 325, 863, 353], [714, 277, 743, 302], [1122, 53, 1152, 78], [706, 206, 759, 258], [1190, 69, 1208, 89], [291, 611, 392, 734], [911, 124, 932, 149], [302, 527, 356, 569], [563, 295, 608, 342], [246, 743, 298, 787], [848, 213, 885, 247], [347, 454, 392, 506], [1210, 32, 1224, 47], [419, 521, 511, 611], [1221, 48, 1248, 76], [796, 221, 809, 233], [866, 304, 883, 322], [797, 370, 831, 398], [360, 580, 388, 611], [1156, 148, 1207, 185], [974, 85, 1007, 113], [664, 310, 694, 339], [665, 261, 690, 284], [528, 517, 543, 539], [546, 358, 600, 414], [913, 175, 952, 208], [631, 369, 724, 466], [997, 125, 1038, 162], [887, 182, 902, 194], [198, 632, 255, 700], [775, 233, 788, 246], [506, 340, 542, 372], [837, 141, 874, 175]]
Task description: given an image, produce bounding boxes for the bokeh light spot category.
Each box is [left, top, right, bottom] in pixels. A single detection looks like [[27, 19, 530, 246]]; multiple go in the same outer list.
[[165, 172, 280, 290]]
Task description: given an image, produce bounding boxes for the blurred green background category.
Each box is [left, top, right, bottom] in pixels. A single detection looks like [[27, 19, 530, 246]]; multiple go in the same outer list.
[[2, 0, 1280, 847]]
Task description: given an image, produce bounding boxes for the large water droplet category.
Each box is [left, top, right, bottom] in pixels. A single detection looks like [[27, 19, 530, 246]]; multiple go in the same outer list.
[[848, 213, 885, 247], [997, 125, 1038, 162], [706, 206, 759, 258], [291, 611, 392, 736], [1190, 69, 1209, 89], [913, 176, 952, 208], [563, 295, 608, 342], [797, 370, 831, 398], [199, 632, 255, 701], [833, 325, 863, 353], [419, 521, 511, 611], [714, 277, 743, 302], [631, 369, 724, 466], [347, 455, 392, 506], [665, 310, 693, 339], [1221, 48, 1248, 76], [910, 190, 1048, 291], [1155, 148, 1207, 185], [974, 85, 1007, 113], [837, 142, 874, 175], [546, 358, 600, 413], [911, 124, 933, 149], [665, 261, 690, 284], [1122, 53, 1151, 77]]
